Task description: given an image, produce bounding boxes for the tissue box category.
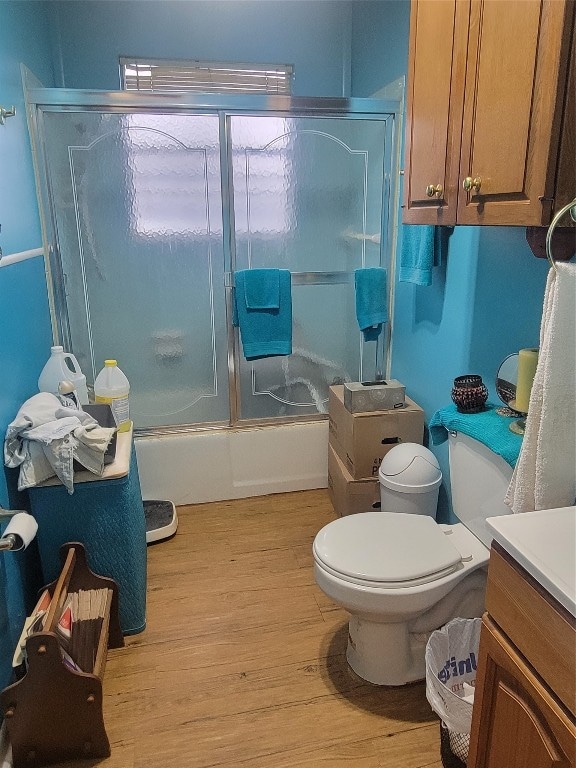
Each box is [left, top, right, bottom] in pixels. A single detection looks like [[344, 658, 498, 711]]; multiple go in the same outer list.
[[343, 379, 406, 413], [329, 386, 424, 479]]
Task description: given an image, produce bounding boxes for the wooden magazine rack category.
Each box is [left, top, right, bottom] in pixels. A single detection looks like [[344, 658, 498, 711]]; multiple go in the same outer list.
[[1, 542, 124, 768]]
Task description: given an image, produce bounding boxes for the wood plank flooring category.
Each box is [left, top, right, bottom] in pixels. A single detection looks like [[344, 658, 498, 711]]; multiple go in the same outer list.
[[57, 489, 443, 768]]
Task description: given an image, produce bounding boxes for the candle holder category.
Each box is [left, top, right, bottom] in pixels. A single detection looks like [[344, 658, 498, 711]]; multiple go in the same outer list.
[[451, 375, 488, 414], [507, 400, 527, 435], [508, 348, 538, 435]]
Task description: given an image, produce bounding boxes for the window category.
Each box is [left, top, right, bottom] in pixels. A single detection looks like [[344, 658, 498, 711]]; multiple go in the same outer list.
[[120, 58, 293, 95], [119, 59, 293, 238]]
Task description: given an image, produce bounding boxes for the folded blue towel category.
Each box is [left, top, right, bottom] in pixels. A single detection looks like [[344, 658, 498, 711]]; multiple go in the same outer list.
[[243, 268, 280, 309], [429, 403, 523, 467], [354, 268, 388, 341], [399, 225, 452, 286], [234, 269, 292, 360]]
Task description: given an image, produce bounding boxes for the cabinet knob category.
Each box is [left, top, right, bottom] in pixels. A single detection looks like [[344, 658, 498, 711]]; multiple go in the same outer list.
[[463, 176, 482, 193], [425, 184, 443, 198]]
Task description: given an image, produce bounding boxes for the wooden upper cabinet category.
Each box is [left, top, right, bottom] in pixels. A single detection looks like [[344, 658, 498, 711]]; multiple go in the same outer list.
[[403, 0, 468, 224], [403, 0, 575, 227]]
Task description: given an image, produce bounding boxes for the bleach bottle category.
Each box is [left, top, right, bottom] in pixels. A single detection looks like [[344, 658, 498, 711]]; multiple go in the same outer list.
[[38, 346, 89, 405], [94, 360, 131, 432]]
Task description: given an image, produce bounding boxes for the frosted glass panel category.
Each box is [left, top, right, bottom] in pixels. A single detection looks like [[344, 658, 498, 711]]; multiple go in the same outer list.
[[38, 105, 392, 429], [238, 283, 360, 419], [231, 115, 386, 273], [230, 115, 388, 419], [42, 112, 229, 428]]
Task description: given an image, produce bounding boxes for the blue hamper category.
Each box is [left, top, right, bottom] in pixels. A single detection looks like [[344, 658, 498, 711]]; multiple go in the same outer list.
[[27, 441, 147, 635]]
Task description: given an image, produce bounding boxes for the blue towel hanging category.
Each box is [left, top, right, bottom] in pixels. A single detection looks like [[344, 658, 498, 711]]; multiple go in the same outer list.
[[233, 269, 292, 360], [243, 268, 280, 309], [399, 225, 453, 286], [354, 267, 388, 341]]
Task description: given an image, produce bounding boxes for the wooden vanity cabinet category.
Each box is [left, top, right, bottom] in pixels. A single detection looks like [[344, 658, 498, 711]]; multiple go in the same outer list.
[[403, 0, 575, 227], [467, 543, 576, 768]]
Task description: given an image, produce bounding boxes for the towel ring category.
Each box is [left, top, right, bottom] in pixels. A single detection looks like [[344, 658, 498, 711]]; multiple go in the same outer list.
[[545, 196, 576, 273]]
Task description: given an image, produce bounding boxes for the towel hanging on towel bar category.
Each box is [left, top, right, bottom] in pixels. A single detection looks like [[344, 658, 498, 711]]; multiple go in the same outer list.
[[505, 260, 576, 513], [232, 269, 293, 360]]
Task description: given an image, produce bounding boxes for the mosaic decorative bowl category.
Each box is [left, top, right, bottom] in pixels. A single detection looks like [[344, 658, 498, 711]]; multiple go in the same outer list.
[[451, 375, 488, 414]]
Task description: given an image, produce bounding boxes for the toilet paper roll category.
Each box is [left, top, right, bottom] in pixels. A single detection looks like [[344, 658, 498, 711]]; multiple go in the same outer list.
[[2, 513, 38, 550]]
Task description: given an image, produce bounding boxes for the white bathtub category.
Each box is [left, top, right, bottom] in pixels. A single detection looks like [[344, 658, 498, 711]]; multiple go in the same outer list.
[[134, 420, 329, 505]]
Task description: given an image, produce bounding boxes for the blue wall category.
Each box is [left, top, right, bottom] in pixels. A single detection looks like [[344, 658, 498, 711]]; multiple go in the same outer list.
[[0, 1, 54, 687], [392, 227, 548, 518], [391, 225, 550, 418], [351, 0, 410, 96], [50, 0, 354, 96], [0, 2, 54, 492]]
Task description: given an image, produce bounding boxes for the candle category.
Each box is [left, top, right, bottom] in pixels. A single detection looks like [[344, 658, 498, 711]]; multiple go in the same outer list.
[[515, 348, 539, 413]]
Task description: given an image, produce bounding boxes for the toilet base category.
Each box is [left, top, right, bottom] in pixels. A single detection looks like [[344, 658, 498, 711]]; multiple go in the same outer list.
[[346, 615, 429, 686]]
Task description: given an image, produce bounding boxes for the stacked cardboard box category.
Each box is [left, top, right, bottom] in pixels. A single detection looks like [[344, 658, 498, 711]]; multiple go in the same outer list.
[[327, 385, 424, 517]]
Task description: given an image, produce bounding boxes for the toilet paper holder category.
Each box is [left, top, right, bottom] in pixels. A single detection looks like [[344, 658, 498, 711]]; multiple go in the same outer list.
[[0, 507, 38, 551]]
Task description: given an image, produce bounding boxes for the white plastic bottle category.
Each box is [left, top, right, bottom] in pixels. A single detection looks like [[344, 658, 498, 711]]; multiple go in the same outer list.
[[94, 360, 131, 432], [38, 346, 89, 405]]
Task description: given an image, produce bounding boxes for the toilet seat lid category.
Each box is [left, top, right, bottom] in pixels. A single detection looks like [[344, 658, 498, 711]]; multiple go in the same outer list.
[[313, 512, 463, 586]]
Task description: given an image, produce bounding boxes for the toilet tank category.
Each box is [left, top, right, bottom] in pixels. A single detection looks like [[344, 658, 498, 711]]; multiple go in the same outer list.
[[448, 432, 513, 546]]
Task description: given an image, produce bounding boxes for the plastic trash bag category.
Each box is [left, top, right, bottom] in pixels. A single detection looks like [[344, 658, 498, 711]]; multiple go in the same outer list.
[[425, 617, 482, 762]]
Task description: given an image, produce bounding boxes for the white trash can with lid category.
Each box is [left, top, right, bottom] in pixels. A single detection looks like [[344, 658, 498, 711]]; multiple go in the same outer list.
[[379, 443, 442, 518]]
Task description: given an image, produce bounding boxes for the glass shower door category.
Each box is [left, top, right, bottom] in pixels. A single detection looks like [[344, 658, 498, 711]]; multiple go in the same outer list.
[[35, 97, 395, 432], [41, 111, 230, 429], [229, 114, 390, 419]]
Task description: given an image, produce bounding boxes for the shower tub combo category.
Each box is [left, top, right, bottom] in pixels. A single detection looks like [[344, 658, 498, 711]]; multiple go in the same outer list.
[[27, 82, 400, 503]]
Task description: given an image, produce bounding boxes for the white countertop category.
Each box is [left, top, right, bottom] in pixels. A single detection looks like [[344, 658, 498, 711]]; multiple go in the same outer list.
[[486, 506, 576, 617]]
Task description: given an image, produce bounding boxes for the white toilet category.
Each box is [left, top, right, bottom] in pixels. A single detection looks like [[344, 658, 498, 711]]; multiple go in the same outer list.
[[313, 432, 513, 686]]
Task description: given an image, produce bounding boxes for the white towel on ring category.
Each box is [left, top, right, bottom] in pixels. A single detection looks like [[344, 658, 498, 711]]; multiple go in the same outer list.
[[505, 262, 576, 513]]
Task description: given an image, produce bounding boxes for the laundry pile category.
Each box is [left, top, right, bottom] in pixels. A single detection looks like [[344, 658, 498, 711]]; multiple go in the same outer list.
[[4, 393, 115, 494]]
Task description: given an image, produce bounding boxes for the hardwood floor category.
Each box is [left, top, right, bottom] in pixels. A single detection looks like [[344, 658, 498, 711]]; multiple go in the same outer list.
[[59, 489, 443, 767]]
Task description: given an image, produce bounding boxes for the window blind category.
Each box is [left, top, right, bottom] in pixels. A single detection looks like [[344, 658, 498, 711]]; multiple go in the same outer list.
[[120, 58, 293, 95]]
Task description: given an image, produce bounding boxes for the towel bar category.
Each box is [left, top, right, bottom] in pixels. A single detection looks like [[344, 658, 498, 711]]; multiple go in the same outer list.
[[225, 270, 355, 287], [545, 196, 576, 273]]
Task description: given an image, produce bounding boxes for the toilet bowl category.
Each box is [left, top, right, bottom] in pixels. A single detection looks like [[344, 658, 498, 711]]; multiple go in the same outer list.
[[313, 432, 514, 686]]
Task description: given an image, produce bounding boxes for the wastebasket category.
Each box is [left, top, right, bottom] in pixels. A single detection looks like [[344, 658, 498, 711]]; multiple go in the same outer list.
[[425, 617, 482, 767], [379, 443, 442, 518]]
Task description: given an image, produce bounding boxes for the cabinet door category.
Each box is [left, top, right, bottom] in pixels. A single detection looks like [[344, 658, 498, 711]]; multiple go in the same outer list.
[[468, 617, 576, 768], [457, 0, 572, 225], [402, 0, 469, 224]]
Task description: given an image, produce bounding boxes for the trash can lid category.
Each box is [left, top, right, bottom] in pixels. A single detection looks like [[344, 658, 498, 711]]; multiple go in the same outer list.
[[379, 443, 442, 493]]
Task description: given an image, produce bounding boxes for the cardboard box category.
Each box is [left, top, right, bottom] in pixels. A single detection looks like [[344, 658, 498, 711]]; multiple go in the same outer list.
[[343, 379, 405, 413], [328, 444, 381, 517], [329, 385, 424, 479]]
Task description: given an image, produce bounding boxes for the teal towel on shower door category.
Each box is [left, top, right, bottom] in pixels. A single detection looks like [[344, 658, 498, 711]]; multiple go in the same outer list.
[[354, 267, 388, 341], [233, 269, 292, 360], [243, 268, 280, 309]]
